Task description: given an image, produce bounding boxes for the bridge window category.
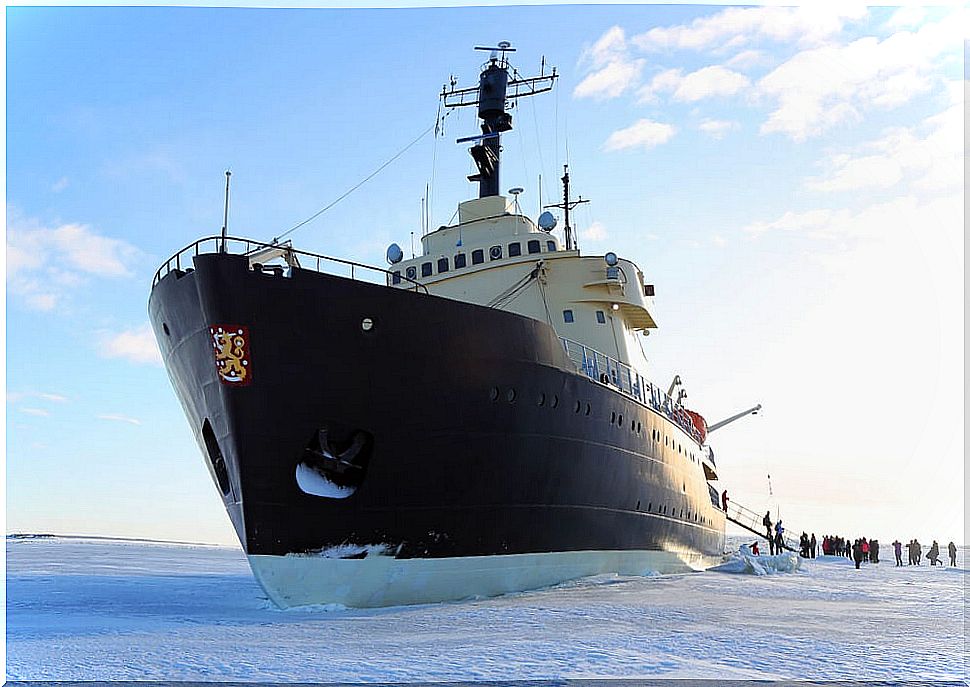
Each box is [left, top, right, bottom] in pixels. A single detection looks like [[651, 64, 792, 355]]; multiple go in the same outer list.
[[455, 253, 467, 269], [508, 242, 521, 257], [596, 310, 606, 324], [527, 240, 541, 254], [472, 249, 485, 265], [391, 271, 401, 285], [489, 246, 502, 260], [437, 257, 449, 273], [421, 262, 432, 277], [547, 240, 556, 252], [563, 309, 574, 323]]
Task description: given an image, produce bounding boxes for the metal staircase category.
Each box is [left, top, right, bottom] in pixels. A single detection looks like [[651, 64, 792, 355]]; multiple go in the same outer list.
[[724, 500, 799, 552]]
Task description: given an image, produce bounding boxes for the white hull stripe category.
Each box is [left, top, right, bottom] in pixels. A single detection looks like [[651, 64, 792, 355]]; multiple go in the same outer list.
[[248, 548, 726, 608]]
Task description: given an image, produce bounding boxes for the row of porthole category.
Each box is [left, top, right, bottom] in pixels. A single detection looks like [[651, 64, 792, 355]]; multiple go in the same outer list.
[[650, 428, 698, 464], [490, 386, 592, 415], [490, 387, 700, 463], [638, 501, 713, 526]]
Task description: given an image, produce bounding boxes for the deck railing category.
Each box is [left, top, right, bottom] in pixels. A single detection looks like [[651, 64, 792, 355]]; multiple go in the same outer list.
[[152, 235, 427, 293], [559, 337, 704, 445]]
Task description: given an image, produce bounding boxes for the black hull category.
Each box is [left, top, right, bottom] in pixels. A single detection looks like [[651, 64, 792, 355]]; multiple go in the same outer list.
[[149, 254, 725, 563]]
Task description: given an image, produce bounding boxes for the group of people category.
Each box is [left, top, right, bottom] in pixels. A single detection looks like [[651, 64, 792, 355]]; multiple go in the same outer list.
[[747, 521, 959, 571], [890, 539, 957, 567]]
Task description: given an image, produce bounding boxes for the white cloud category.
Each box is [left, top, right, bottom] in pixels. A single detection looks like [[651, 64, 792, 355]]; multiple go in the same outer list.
[[638, 66, 749, 103], [7, 391, 68, 404], [20, 408, 50, 417], [673, 66, 750, 101], [101, 324, 163, 366], [575, 26, 645, 100], [632, 6, 867, 52], [603, 119, 676, 152], [756, 11, 967, 141], [804, 98, 962, 194], [51, 177, 69, 193], [574, 59, 645, 100], [6, 208, 142, 312], [885, 5, 927, 29], [580, 221, 608, 242], [698, 119, 740, 139], [98, 414, 142, 426], [581, 25, 628, 69], [725, 49, 768, 70]]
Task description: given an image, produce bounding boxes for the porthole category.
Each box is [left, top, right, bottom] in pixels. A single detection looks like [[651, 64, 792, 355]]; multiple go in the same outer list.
[[610, 411, 616, 425], [551, 395, 559, 408], [489, 245, 502, 260], [574, 400, 581, 413], [647, 502, 652, 512], [618, 414, 623, 426], [406, 266, 417, 280], [585, 403, 591, 416], [636, 500, 641, 511], [489, 387, 499, 401], [506, 388, 516, 403], [361, 317, 374, 332], [537, 392, 546, 406], [162, 323, 170, 336]]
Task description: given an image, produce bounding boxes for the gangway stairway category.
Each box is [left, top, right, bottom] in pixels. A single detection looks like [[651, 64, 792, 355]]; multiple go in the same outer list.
[[724, 500, 799, 552]]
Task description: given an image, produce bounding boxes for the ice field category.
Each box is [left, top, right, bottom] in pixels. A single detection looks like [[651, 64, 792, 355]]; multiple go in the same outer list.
[[6, 535, 967, 681]]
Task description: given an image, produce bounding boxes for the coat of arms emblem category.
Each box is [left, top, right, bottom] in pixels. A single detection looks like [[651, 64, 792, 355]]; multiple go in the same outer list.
[[210, 325, 252, 386]]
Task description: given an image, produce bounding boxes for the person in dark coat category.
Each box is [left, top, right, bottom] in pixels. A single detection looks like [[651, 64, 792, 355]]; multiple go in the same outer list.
[[870, 539, 879, 564], [893, 540, 903, 566], [927, 541, 941, 566], [907, 540, 915, 565], [948, 541, 957, 567], [810, 533, 817, 558], [763, 511, 773, 550], [774, 530, 784, 555], [914, 539, 922, 565], [721, 489, 729, 512], [852, 539, 863, 569]]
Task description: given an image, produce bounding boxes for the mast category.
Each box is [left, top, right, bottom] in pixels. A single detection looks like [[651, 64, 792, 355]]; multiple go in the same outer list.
[[544, 165, 588, 251], [443, 42, 557, 199]]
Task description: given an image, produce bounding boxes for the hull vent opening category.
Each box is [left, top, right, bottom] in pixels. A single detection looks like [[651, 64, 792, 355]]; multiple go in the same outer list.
[[201, 419, 231, 496], [296, 425, 373, 499]]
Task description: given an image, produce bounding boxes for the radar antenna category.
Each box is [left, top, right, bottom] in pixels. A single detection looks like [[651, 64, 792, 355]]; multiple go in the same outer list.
[[443, 42, 558, 198]]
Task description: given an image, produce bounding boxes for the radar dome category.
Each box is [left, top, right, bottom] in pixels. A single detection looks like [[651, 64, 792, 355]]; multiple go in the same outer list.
[[537, 211, 557, 232], [386, 243, 404, 265], [605, 252, 618, 266]]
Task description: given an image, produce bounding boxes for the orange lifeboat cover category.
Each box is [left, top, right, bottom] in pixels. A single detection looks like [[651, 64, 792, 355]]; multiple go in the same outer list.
[[684, 409, 708, 444]]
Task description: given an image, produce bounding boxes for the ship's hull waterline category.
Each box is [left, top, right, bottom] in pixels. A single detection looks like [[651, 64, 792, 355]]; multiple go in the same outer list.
[[149, 253, 726, 607]]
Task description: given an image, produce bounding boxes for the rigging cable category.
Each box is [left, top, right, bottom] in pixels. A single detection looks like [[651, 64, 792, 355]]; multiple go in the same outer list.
[[272, 120, 437, 244]]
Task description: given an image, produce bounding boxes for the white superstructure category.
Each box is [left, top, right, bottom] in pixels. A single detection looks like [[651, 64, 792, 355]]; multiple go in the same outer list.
[[389, 195, 658, 377]]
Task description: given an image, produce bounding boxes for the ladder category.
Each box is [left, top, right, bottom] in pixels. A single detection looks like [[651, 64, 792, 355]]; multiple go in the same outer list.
[[724, 500, 799, 552]]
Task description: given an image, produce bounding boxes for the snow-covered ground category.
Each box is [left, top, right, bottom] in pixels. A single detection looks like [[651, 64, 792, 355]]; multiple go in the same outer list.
[[6, 535, 967, 681]]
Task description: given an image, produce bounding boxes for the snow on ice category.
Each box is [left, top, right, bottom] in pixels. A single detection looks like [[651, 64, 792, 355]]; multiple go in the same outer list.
[[6, 536, 966, 681]]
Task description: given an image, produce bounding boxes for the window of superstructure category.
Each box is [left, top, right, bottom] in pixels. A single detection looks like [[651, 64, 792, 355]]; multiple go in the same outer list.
[[547, 240, 556, 252], [454, 253, 467, 269], [421, 262, 432, 277], [437, 257, 449, 273], [596, 310, 606, 324], [508, 242, 522, 257], [472, 249, 485, 265], [391, 271, 402, 285], [527, 240, 541, 254], [563, 309, 574, 323]]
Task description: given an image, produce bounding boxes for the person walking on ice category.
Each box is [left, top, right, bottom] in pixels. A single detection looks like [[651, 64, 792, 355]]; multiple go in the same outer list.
[[948, 541, 957, 567]]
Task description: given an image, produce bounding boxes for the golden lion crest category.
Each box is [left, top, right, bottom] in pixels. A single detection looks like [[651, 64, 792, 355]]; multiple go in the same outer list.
[[210, 325, 252, 386]]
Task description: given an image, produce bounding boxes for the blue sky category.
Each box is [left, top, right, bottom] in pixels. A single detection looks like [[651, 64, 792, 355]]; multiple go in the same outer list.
[[6, 3, 965, 545]]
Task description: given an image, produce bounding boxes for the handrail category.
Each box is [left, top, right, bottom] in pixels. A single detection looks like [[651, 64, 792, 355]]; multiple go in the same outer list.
[[151, 235, 428, 293], [559, 336, 704, 445]]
